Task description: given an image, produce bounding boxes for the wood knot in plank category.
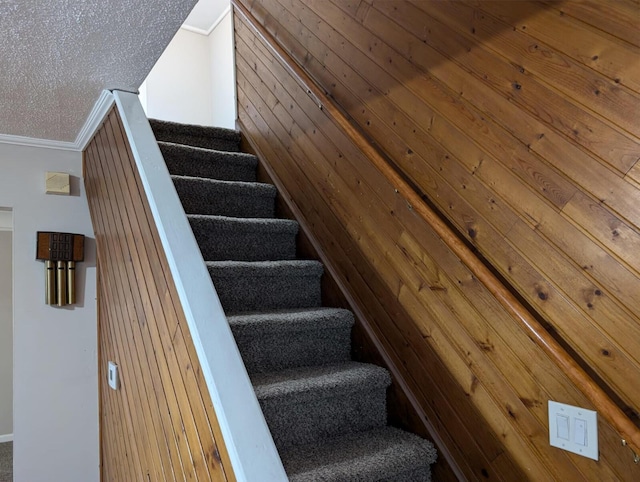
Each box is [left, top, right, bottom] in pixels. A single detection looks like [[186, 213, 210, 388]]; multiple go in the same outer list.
[[478, 340, 494, 352], [520, 397, 542, 408]]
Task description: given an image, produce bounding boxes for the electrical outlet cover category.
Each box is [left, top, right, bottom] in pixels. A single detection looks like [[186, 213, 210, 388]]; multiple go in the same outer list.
[[549, 400, 598, 460]]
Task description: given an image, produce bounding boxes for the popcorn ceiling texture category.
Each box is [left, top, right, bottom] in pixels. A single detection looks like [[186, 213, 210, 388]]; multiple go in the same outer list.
[[0, 0, 198, 142]]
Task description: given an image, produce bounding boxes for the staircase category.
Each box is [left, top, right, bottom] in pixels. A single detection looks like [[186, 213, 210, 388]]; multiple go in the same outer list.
[[150, 119, 437, 481]]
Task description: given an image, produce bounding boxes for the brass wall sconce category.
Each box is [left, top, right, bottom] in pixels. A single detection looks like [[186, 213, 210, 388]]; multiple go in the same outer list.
[[36, 232, 85, 306]]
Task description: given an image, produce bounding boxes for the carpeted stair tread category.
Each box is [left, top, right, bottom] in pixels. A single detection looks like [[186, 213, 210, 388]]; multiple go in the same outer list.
[[281, 427, 436, 482], [253, 362, 391, 449], [150, 118, 241, 152], [172, 175, 276, 218], [160, 141, 257, 182], [207, 259, 323, 278], [206, 260, 323, 312], [252, 362, 390, 400], [0, 442, 11, 482], [228, 307, 354, 335], [229, 308, 353, 374], [189, 214, 298, 261]]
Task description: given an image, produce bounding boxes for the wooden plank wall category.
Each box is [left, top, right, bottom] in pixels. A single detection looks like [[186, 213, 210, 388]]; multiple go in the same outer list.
[[234, 0, 640, 479], [84, 108, 234, 482]]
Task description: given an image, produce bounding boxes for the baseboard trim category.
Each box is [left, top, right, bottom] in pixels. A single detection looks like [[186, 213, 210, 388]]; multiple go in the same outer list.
[[0, 434, 13, 443]]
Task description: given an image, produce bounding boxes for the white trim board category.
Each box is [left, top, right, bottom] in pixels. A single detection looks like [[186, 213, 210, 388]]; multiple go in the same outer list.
[[113, 91, 287, 482], [0, 434, 13, 443], [0, 90, 115, 152], [0, 210, 12, 231]]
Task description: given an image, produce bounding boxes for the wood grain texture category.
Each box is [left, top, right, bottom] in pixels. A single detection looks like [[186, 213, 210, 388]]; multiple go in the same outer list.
[[540, 0, 640, 49], [246, 130, 461, 481], [84, 108, 234, 482], [234, 0, 640, 479]]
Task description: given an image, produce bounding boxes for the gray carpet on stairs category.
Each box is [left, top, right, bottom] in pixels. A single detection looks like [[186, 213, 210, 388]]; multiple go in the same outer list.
[[150, 119, 241, 152], [159, 142, 257, 182], [229, 308, 354, 373], [0, 442, 11, 482], [206, 260, 323, 312], [282, 428, 436, 482], [173, 175, 276, 218], [189, 214, 298, 261], [253, 362, 390, 450], [152, 119, 437, 480]]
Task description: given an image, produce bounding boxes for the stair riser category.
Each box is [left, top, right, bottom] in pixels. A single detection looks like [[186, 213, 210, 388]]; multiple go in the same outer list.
[[193, 228, 297, 261], [174, 181, 275, 218], [208, 270, 322, 312], [289, 463, 432, 482], [384, 467, 432, 482], [150, 121, 241, 152], [282, 427, 436, 482], [233, 328, 351, 373], [157, 133, 239, 152], [161, 146, 257, 182], [260, 389, 387, 450]]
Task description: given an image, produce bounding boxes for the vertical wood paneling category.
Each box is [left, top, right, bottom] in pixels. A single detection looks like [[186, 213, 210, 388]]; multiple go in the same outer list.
[[234, 0, 640, 479], [84, 108, 234, 482]]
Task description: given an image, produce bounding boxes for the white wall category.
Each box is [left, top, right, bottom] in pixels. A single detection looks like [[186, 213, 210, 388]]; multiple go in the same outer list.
[[0, 143, 98, 482], [209, 10, 236, 129], [0, 227, 12, 440], [141, 10, 236, 129], [143, 28, 215, 126]]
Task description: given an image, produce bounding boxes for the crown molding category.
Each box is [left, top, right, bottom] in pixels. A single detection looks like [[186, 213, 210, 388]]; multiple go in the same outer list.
[[75, 90, 116, 150], [0, 132, 78, 151], [181, 5, 230, 36], [0, 90, 115, 152], [180, 24, 209, 36]]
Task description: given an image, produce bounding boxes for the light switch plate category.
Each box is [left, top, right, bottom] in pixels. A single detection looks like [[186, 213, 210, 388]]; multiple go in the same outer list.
[[549, 400, 598, 460], [107, 361, 119, 390], [45, 171, 70, 195]]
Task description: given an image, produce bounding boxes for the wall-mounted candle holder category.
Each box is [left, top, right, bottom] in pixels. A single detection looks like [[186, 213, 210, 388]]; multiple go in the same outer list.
[[36, 232, 84, 306]]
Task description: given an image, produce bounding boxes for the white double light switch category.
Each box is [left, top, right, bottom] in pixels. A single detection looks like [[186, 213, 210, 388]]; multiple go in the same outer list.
[[548, 400, 598, 460]]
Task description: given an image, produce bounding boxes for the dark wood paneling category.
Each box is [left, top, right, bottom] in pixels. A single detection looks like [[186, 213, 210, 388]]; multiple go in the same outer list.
[[234, 0, 640, 479], [84, 108, 234, 482]]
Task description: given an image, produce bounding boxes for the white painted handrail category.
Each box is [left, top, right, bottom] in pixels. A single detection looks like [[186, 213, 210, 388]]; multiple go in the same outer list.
[[112, 90, 287, 482]]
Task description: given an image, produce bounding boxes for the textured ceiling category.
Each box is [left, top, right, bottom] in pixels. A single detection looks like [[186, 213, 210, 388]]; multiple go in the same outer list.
[[0, 0, 198, 142]]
